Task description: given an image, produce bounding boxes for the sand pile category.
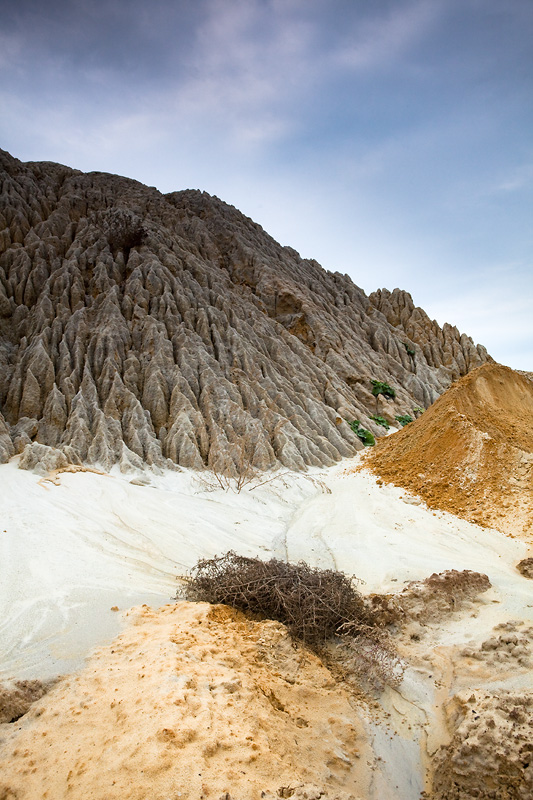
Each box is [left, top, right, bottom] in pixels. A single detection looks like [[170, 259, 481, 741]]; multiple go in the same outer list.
[[365, 363, 533, 538], [0, 602, 374, 800]]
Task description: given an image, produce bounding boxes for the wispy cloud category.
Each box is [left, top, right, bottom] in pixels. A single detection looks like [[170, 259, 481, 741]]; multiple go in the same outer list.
[[494, 162, 533, 193], [334, 0, 441, 71], [165, 0, 317, 150]]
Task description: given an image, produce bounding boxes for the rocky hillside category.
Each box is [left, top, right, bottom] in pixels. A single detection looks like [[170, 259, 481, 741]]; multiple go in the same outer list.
[[0, 149, 491, 474]]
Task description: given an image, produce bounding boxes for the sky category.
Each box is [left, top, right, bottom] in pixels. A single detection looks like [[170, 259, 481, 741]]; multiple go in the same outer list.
[[1, 0, 532, 369]]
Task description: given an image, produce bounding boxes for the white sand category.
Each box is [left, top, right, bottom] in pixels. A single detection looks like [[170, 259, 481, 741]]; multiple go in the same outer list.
[[0, 462, 325, 679], [1, 457, 527, 679]]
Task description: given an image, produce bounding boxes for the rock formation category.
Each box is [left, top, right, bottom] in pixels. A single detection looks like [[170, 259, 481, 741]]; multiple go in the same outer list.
[[0, 149, 491, 474], [366, 362, 533, 537]]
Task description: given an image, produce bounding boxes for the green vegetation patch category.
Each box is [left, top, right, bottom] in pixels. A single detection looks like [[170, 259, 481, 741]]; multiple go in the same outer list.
[[348, 420, 376, 446], [370, 380, 396, 399], [395, 414, 413, 427], [370, 415, 390, 430]]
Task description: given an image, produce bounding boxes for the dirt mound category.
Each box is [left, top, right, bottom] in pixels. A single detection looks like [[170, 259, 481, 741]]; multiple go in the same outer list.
[[430, 691, 533, 799], [366, 363, 533, 538], [0, 680, 51, 724], [517, 557, 533, 578], [369, 570, 491, 631], [0, 602, 373, 800]]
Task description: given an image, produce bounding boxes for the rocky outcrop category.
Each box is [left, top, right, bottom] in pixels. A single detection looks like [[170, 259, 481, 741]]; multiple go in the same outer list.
[[0, 149, 491, 474]]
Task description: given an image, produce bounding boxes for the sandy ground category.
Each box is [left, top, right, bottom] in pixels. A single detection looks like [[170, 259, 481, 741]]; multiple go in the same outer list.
[[1, 457, 528, 681], [0, 463, 329, 679], [0, 602, 376, 800], [1, 395, 533, 798]]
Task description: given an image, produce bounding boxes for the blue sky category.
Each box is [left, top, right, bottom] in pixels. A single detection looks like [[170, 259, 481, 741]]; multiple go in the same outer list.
[[1, 0, 532, 369]]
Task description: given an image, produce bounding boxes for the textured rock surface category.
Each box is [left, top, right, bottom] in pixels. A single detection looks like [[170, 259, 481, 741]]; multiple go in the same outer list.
[[0, 149, 491, 474], [430, 691, 533, 799]]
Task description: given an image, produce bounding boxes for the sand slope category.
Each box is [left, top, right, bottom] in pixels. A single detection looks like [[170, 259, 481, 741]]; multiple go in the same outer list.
[[1, 457, 527, 683], [366, 363, 533, 539], [0, 602, 374, 800]]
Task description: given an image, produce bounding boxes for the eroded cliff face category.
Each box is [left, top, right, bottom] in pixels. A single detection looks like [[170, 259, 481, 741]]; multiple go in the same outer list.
[[0, 149, 490, 474]]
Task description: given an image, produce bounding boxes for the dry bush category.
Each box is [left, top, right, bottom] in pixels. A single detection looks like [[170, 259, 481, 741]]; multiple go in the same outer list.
[[0, 680, 50, 724], [331, 629, 405, 693], [198, 429, 265, 493], [197, 462, 288, 494], [182, 552, 405, 692], [184, 552, 370, 646]]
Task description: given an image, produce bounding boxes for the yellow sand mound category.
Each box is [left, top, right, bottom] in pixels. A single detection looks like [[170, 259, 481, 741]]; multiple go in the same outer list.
[[0, 602, 372, 800], [366, 363, 533, 539]]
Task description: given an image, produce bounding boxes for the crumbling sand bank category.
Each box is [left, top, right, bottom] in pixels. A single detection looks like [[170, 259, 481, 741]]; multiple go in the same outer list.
[[430, 690, 533, 800]]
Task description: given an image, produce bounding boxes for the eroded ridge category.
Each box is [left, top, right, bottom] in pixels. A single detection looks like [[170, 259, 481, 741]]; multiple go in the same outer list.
[[0, 149, 490, 474]]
